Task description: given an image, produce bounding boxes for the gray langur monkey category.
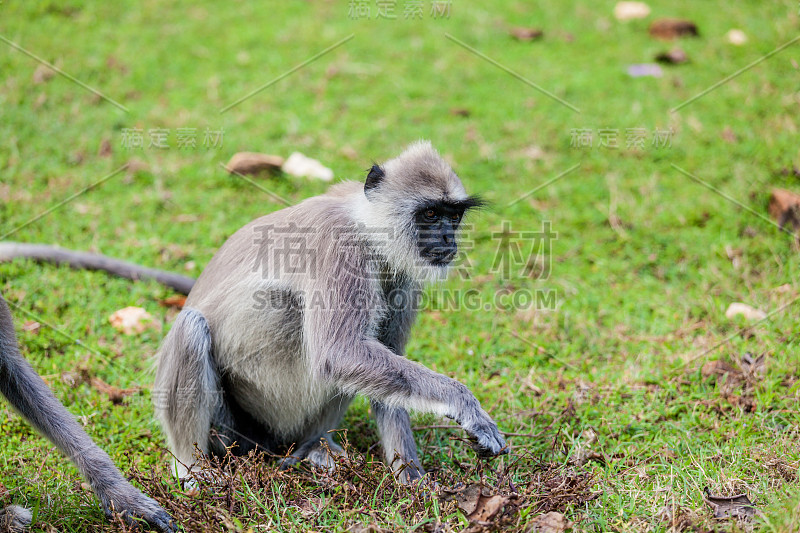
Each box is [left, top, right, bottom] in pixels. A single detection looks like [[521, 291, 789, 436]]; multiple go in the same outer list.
[[154, 141, 507, 484], [0, 292, 174, 532]]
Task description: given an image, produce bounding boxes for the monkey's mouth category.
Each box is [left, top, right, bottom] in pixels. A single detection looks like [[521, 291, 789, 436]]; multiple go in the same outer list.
[[425, 249, 457, 266]]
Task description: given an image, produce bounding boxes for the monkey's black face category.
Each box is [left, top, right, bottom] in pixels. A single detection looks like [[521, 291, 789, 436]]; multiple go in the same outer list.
[[414, 202, 465, 266]]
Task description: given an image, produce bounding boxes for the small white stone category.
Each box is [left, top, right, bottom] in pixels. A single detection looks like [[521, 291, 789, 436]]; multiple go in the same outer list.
[[727, 29, 747, 45], [108, 306, 157, 335], [282, 152, 334, 181], [725, 302, 766, 321], [614, 2, 651, 21]]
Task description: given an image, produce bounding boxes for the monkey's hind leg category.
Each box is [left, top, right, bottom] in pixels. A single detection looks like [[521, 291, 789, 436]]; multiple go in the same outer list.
[[280, 402, 352, 473], [300, 434, 346, 472], [372, 401, 425, 484], [154, 308, 220, 480]]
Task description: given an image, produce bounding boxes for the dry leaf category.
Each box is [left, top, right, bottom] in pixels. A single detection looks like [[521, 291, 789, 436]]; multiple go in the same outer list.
[[126, 157, 149, 175], [442, 484, 482, 515], [740, 352, 765, 377], [510, 27, 544, 41], [443, 484, 510, 524], [293, 497, 325, 518], [60, 371, 85, 388], [701, 359, 739, 379], [98, 139, 112, 158], [450, 107, 471, 117], [725, 245, 742, 269], [571, 446, 605, 467], [519, 145, 546, 160], [527, 512, 572, 532], [703, 488, 757, 521], [721, 126, 737, 143], [768, 188, 800, 233], [614, 2, 650, 21], [159, 295, 187, 309], [105, 55, 129, 74], [91, 377, 139, 405], [33, 64, 56, 84], [340, 146, 359, 160], [108, 306, 158, 335], [774, 283, 793, 293], [654, 48, 688, 64], [649, 18, 699, 40], [468, 494, 508, 522], [34, 93, 47, 109], [225, 152, 284, 176], [700, 354, 764, 412], [22, 321, 40, 334]]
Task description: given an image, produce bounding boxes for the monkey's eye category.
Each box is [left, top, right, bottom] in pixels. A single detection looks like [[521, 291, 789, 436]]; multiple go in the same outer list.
[[450, 213, 462, 222], [424, 209, 438, 220]]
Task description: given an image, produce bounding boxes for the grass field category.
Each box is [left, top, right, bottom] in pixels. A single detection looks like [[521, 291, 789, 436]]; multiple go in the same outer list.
[[1, 0, 800, 531]]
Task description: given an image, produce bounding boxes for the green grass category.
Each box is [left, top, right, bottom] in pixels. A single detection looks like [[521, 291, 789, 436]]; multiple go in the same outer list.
[[1, 0, 799, 530]]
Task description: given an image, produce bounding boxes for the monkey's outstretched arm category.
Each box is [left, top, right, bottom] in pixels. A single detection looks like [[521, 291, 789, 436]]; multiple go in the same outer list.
[[303, 243, 506, 456], [317, 337, 506, 455], [0, 293, 175, 531], [0, 242, 195, 294], [306, 270, 507, 458]]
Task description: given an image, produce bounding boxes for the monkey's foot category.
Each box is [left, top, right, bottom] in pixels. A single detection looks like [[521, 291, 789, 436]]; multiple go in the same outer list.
[[0, 505, 32, 533], [392, 460, 426, 486], [177, 464, 223, 490], [100, 484, 175, 532], [304, 438, 345, 473]]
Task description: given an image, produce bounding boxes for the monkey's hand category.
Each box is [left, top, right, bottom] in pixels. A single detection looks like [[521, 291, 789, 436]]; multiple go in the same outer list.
[[461, 410, 508, 457], [450, 387, 507, 457]]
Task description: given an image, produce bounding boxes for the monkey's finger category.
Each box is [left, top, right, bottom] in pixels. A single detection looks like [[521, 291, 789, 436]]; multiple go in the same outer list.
[[145, 510, 177, 533], [106, 504, 176, 532], [468, 427, 508, 457]]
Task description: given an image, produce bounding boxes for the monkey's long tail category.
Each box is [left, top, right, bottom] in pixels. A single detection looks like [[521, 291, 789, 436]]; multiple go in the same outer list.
[[0, 293, 175, 532], [0, 505, 31, 533], [0, 294, 130, 524], [0, 242, 195, 295]]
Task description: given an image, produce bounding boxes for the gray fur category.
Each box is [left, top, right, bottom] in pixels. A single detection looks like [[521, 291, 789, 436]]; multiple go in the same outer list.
[[0, 505, 31, 533], [154, 141, 506, 482], [0, 292, 174, 532], [0, 242, 194, 294]]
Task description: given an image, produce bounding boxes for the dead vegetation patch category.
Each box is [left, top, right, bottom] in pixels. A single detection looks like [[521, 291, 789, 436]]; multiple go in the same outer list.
[[112, 443, 599, 532]]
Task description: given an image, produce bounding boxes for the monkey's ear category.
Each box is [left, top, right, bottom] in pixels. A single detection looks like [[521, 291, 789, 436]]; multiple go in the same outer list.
[[364, 164, 385, 199]]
